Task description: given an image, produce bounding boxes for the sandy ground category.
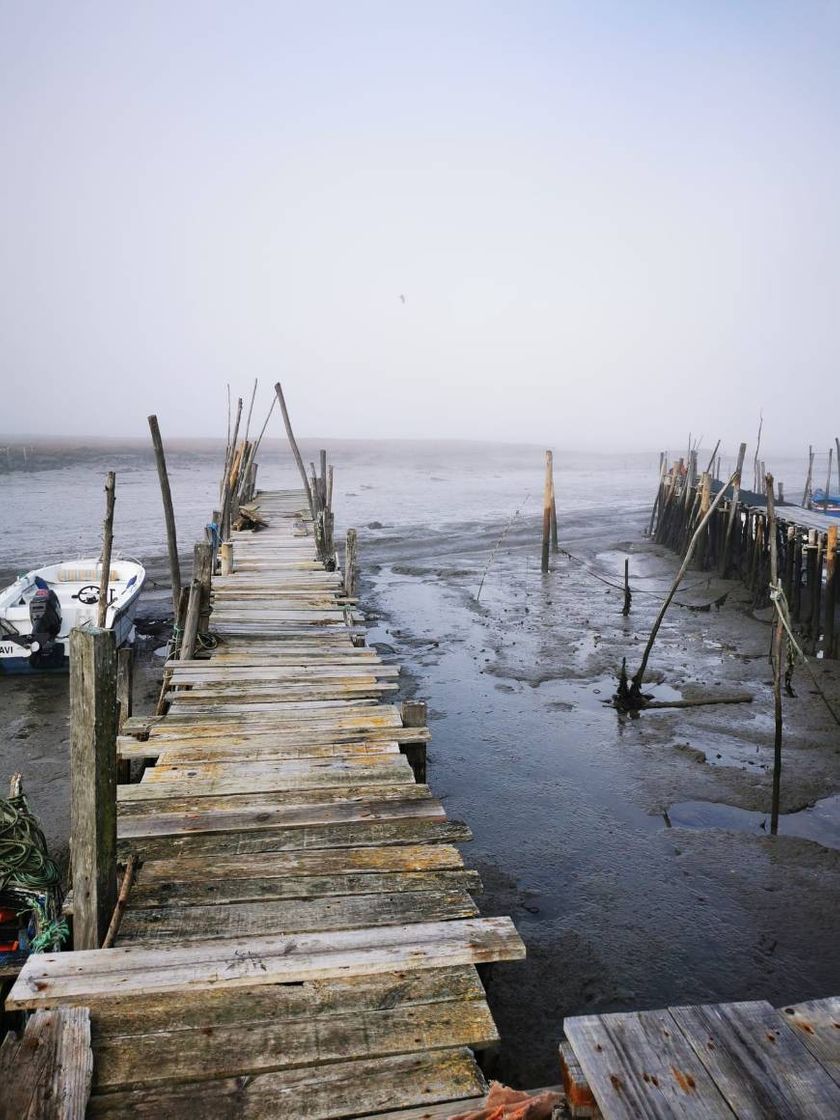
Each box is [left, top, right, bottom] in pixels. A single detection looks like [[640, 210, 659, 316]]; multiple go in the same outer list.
[[2, 508, 838, 1087]]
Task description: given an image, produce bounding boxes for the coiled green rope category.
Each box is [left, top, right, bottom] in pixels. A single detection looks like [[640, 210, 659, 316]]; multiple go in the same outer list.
[[0, 794, 61, 894]]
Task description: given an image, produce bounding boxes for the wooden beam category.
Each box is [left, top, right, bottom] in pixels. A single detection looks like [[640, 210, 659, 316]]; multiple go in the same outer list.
[[70, 627, 118, 950]]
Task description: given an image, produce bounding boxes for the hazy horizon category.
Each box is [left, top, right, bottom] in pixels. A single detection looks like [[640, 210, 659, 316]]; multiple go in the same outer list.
[[3, 3, 840, 450]]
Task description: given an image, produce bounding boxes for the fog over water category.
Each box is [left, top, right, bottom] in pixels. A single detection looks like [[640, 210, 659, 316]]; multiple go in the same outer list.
[[2, 3, 840, 449]]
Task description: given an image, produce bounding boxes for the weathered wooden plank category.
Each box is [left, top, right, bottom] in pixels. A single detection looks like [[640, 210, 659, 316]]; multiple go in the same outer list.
[[130, 869, 482, 908], [136, 841, 467, 885], [118, 794, 445, 841], [564, 1008, 734, 1119], [0, 1007, 93, 1119], [8, 917, 525, 1009], [670, 1000, 840, 1118], [119, 725, 429, 761], [779, 998, 840, 1088], [118, 817, 472, 861], [93, 999, 497, 1091], [118, 782, 431, 819], [87, 965, 486, 1036], [88, 1048, 488, 1119], [117, 888, 480, 945]]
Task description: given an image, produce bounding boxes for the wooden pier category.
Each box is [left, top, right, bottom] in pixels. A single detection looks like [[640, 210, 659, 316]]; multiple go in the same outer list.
[[5, 485, 525, 1117], [651, 462, 840, 657]]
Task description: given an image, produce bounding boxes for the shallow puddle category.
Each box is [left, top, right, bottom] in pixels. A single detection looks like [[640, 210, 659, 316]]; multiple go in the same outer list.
[[667, 794, 840, 851]]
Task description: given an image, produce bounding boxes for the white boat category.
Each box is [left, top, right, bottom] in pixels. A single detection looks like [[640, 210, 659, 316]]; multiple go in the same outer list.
[[0, 557, 146, 674]]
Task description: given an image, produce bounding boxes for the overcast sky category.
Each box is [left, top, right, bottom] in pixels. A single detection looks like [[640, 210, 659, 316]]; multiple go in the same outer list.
[[1, 2, 839, 451]]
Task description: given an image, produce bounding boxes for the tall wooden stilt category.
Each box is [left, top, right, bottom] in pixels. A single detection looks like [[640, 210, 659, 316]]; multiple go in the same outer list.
[[541, 450, 553, 574], [70, 627, 118, 949]]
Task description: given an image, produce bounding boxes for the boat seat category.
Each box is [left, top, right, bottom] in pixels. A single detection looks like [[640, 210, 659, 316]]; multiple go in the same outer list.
[[55, 568, 120, 583]]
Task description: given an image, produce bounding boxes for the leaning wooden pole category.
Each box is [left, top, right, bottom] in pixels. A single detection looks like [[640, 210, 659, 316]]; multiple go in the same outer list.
[[97, 471, 116, 628], [628, 472, 737, 701], [541, 450, 553, 574], [275, 382, 315, 517], [766, 474, 783, 835], [70, 627, 118, 949], [720, 442, 747, 576], [148, 415, 181, 616]]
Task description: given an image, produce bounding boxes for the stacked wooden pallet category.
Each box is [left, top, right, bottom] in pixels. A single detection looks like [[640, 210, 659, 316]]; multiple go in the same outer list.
[[7, 488, 525, 1118]]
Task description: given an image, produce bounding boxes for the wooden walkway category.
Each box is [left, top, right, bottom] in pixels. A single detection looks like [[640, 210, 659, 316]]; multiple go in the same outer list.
[[562, 996, 840, 1118], [7, 488, 525, 1117]]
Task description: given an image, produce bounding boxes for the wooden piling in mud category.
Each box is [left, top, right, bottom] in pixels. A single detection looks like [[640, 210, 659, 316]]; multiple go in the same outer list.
[[541, 450, 553, 574], [767, 475, 783, 836], [825, 524, 838, 659]]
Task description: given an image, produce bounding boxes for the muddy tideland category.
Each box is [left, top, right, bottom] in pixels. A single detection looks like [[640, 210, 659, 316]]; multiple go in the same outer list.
[[362, 503, 840, 1086], [1, 443, 838, 1087]]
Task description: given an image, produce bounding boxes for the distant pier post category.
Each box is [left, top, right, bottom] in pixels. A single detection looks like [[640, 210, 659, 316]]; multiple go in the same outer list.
[[541, 450, 553, 573], [70, 627, 118, 950]]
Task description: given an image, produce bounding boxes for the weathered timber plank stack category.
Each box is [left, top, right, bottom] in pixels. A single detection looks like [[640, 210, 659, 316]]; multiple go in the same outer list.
[[651, 464, 839, 656], [7, 486, 525, 1118]]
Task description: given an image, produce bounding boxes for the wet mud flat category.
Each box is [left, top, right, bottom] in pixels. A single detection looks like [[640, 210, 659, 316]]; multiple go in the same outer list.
[[361, 503, 840, 1087], [2, 504, 838, 1089]]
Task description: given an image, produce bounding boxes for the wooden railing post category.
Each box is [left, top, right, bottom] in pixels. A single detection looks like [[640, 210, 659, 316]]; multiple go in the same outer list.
[[70, 627, 118, 949], [400, 699, 428, 784], [116, 645, 133, 784], [180, 578, 202, 661]]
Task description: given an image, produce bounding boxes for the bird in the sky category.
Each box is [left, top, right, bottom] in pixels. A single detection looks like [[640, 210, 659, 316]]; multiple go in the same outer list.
[[399, 293, 406, 304]]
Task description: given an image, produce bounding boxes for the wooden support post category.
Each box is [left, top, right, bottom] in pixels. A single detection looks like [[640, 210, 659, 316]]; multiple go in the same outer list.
[[824, 447, 834, 511], [97, 471, 116, 629], [766, 476, 783, 836], [622, 558, 631, 616], [148, 415, 181, 616], [541, 450, 553, 574], [344, 529, 358, 598], [179, 578, 202, 661], [193, 540, 213, 637], [720, 442, 747, 576], [70, 627, 118, 949], [803, 445, 815, 507], [783, 525, 795, 606], [550, 470, 558, 554], [155, 587, 189, 716], [220, 541, 234, 576], [400, 699, 427, 784], [274, 382, 315, 518], [116, 645, 133, 783], [824, 524, 837, 659], [116, 646, 133, 734]]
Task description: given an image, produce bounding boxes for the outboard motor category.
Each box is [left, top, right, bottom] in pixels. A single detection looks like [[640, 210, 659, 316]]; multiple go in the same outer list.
[[29, 583, 62, 668]]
